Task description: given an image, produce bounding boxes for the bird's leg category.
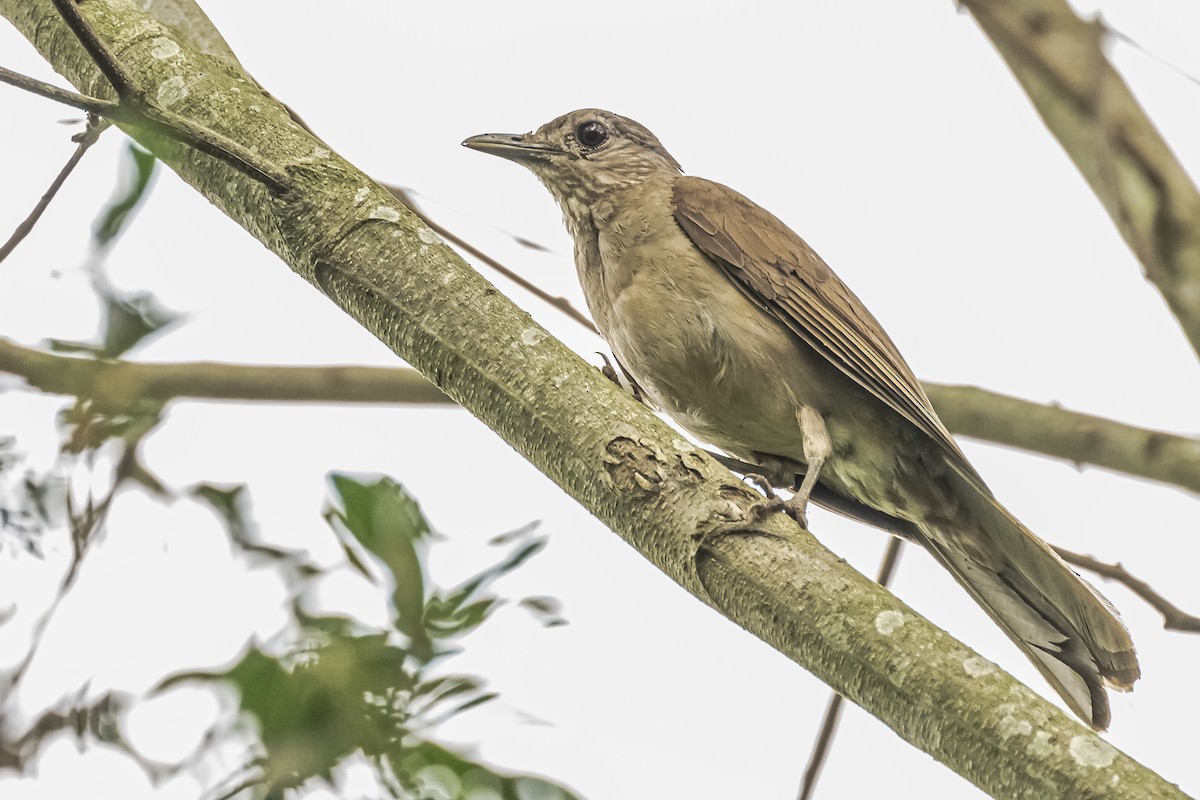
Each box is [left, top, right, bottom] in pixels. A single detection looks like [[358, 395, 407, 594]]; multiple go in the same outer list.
[[782, 406, 832, 528]]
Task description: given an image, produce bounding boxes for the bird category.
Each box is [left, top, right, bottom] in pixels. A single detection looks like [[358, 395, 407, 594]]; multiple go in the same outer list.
[[463, 108, 1139, 730]]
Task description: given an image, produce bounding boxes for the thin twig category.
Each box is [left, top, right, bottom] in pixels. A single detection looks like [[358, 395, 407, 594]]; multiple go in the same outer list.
[[6, 3, 292, 193], [1106, 28, 1200, 90], [0, 116, 110, 265], [1055, 546, 1200, 633], [0, 65, 120, 116], [48, 0, 137, 99], [1, 63, 289, 193], [385, 184, 597, 332], [141, 102, 292, 193], [798, 538, 905, 800]]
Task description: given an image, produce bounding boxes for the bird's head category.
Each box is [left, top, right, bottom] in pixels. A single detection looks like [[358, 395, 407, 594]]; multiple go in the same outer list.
[[463, 109, 682, 214]]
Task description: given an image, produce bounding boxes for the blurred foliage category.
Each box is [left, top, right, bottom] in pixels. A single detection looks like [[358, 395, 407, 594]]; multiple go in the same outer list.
[[48, 286, 180, 360], [0, 457, 581, 799], [50, 142, 175, 362], [179, 474, 578, 800], [0, 437, 54, 555], [93, 143, 157, 247]]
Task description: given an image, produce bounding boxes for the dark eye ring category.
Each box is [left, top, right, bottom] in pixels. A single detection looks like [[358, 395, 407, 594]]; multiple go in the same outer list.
[[576, 121, 608, 148]]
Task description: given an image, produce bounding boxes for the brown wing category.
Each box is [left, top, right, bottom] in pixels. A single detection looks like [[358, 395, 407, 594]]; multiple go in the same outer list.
[[673, 175, 978, 479]]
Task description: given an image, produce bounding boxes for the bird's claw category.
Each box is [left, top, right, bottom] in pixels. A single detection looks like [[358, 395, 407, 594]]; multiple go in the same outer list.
[[597, 353, 621, 386], [781, 495, 810, 530], [743, 472, 779, 500], [746, 492, 811, 529], [747, 496, 786, 524], [596, 352, 646, 404]]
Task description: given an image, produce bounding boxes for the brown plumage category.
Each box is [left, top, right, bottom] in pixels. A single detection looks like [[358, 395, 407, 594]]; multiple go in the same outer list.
[[464, 108, 1139, 729]]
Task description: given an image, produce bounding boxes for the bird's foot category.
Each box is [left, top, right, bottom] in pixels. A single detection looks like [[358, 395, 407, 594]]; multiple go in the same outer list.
[[741, 453, 812, 527], [745, 493, 810, 529], [781, 489, 813, 530]]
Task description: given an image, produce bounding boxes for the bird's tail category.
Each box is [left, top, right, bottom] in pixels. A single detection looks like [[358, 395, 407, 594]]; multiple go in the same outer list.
[[913, 467, 1139, 730]]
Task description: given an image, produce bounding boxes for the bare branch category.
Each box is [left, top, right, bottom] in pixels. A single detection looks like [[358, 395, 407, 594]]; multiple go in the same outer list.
[[0, 338, 449, 410], [1055, 546, 1200, 633], [962, 0, 1200, 359], [48, 0, 136, 99], [925, 383, 1200, 495], [4, 339, 1198, 500], [0, 115, 109, 265]]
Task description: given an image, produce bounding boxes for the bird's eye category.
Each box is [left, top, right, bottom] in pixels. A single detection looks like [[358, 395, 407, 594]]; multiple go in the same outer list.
[[576, 121, 609, 148]]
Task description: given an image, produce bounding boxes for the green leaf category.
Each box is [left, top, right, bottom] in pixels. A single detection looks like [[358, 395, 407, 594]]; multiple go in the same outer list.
[[98, 289, 181, 358], [409, 675, 484, 719], [426, 598, 500, 638], [425, 538, 546, 639], [93, 143, 157, 246], [518, 596, 568, 628], [216, 631, 419, 794], [326, 473, 430, 644], [192, 483, 249, 540], [397, 741, 585, 800], [192, 482, 305, 571], [49, 289, 182, 360], [173, 480, 573, 798], [487, 520, 541, 546]]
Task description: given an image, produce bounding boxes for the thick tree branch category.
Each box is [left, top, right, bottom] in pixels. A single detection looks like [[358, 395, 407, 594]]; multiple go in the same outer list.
[[962, 0, 1200, 359], [1, 3, 1186, 796], [798, 538, 905, 800]]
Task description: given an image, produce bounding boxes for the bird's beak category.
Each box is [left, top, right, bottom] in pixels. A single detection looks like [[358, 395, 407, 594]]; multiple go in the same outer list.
[[462, 132, 563, 163]]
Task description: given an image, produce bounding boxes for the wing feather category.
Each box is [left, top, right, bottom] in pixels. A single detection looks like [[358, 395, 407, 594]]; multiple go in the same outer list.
[[673, 176, 977, 478]]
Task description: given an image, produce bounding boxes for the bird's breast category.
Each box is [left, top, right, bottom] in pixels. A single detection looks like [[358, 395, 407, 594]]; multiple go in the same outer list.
[[583, 184, 816, 458]]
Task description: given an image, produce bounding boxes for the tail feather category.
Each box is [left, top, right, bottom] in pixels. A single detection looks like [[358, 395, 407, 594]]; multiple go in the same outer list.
[[917, 468, 1139, 730]]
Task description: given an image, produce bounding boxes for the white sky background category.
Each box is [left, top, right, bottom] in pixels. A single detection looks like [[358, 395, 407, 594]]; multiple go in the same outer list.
[[1, 1, 1199, 798]]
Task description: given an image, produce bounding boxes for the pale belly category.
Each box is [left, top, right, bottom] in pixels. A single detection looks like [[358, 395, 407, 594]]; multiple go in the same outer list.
[[603, 271, 809, 458]]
